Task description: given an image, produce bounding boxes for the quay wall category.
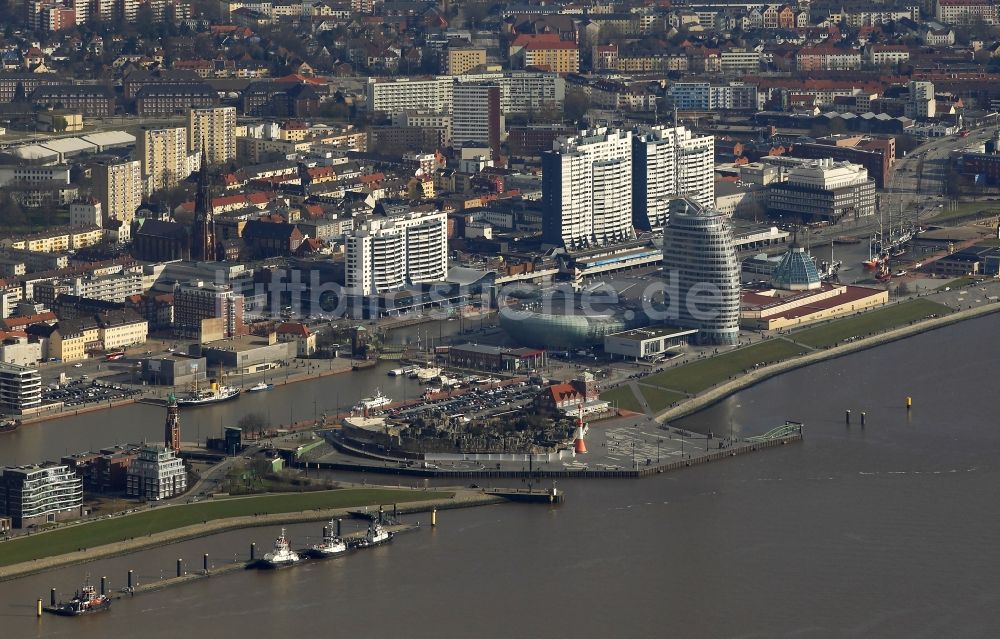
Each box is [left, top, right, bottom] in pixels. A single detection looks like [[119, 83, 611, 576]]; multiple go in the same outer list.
[[654, 301, 1000, 424]]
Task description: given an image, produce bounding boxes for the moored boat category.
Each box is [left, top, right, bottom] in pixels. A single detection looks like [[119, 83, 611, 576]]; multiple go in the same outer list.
[[309, 520, 349, 558], [44, 583, 111, 616], [354, 389, 391, 412], [352, 521, 393, 549], [176, 383, 241, 406], [262, 528, 300, 568]]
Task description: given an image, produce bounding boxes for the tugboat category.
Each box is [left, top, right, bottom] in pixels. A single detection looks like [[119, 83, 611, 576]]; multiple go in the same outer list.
[[309, 520, 348, 558], [352, 521, 393, 549], [262, 528, 300, 568], [44, 582, 112, 616]]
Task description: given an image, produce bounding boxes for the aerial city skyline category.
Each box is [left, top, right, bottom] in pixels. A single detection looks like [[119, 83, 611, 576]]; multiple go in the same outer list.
[[0, 0, 999, 635]]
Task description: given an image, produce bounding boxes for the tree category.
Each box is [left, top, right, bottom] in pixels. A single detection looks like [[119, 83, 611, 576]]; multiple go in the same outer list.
[[0, 194, 27, 226], [52, 115, 68, 132], [564, 88, 590, 123], [237, 412, 268, 438]]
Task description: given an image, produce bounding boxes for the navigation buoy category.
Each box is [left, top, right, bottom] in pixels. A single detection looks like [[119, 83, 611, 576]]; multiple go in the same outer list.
[[906, 396, 912, 410]]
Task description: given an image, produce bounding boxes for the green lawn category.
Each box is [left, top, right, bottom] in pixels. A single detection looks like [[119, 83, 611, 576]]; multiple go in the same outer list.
[[935, 276, 980, 291], [931, 202, 1000, 222], [639, 340, 809, 395], [0, 488, 451, 567], [599, 384, 644, 413], [790, 299, 952, 349], [976, 238, 1000, 248], [637, 386, 688, 413]]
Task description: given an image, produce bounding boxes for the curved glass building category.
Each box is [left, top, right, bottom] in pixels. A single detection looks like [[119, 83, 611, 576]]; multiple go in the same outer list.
[[661, 197, 741, 345], [498, 303, 646, 349]]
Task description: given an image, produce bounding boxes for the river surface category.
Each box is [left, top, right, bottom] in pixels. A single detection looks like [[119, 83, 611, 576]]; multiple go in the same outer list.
[[2, 315, 1000, 637]]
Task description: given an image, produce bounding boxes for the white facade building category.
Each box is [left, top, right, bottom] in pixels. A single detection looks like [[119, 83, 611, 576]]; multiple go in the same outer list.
[[542, 128, 635, 248], [126, 444, 187, 500], [366, 77, 454, 117], [632, 125, 715, 230], [346, 209, 448, 296], [69, 199, 102, 228]]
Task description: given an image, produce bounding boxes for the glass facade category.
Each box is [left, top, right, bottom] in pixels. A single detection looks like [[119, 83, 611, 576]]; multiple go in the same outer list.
[[661, 197, 741, 345]]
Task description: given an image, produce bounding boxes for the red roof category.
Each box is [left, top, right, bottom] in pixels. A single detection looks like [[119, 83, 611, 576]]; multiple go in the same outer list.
[[1, 312, 57, 330], [275, 322, 310, 336]]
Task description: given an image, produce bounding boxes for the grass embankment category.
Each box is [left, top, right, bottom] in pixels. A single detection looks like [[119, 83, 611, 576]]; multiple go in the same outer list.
[[789, 299, 952, 349], [638, 339, 808, 396], [935, 276, 980, 291], [637, 387, 688, 413], [0, 488, 451, 567], [600, 384, 644, 413], [930, 202, 1000, 223]]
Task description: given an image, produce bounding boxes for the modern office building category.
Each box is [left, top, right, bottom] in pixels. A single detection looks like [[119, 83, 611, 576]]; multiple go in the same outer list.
[[346, 208, 448, 296], [451, 83, 502, 159], [137, 126, 191, 194], [661, 197, 741, 345], [767, 159, 876, 223], [126, 444, 187, 500], [542, 128, 635, 248], [187, 107, 236, 165], [0, 463, 83, 528], [0, 361, 42, 413], [632, 125, 715, 230], [92, 159, 142, 225]]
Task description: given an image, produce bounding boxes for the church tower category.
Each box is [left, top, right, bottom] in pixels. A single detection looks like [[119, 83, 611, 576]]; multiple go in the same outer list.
[[191, 146, 217, 261], [164, 392, 181, 451]]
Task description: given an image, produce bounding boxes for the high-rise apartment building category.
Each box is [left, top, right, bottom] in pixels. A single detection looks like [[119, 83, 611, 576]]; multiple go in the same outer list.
[[173, 281, 244, 338], [451, 83, 502, 159], [661, 197, 740, 345], [366, 77, 454, 117], [346, 208, 448, 296], [187, 107, 236, 165], [542, 128, 634, 248], [0, 463, 82, 528], [633, 125, 715, 230], [137, 126, 191, 194], [0, 362, 41, 413], [92, 159, 142, 225]]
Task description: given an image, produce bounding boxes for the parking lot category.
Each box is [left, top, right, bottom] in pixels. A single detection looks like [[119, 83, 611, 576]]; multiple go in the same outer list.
[[41, 379, 142, 408], [388, 380, 540, 421]]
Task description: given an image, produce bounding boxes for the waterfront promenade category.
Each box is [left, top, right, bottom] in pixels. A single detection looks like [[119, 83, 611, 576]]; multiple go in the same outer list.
[[0, 488, 499, 581]]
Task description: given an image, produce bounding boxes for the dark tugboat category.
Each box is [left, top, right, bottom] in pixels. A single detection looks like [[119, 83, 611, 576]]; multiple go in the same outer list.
[[44, 583, 112, 616]]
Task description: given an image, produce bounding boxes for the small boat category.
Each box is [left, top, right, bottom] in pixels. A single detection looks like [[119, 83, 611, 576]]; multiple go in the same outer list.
[[247, 382, 272, 393], [262, 528, 300, 568], [387, 368, 404, 377], [0, 419, 19, 435], [44, 583, 111, 616], [309, 521, 349, 558], [352, 521, 393, 549], [355, 389, 391, 412]]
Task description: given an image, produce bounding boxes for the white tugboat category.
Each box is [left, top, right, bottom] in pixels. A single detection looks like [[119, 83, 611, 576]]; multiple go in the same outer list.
[[262, 528, 300, 568], [310, 520, 349, 558], [352, 521, 393, 549], [354, 388, 391, 412]]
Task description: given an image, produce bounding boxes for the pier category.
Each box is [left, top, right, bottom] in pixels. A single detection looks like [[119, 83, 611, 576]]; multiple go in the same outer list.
[[306, 424, 803, 479]]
